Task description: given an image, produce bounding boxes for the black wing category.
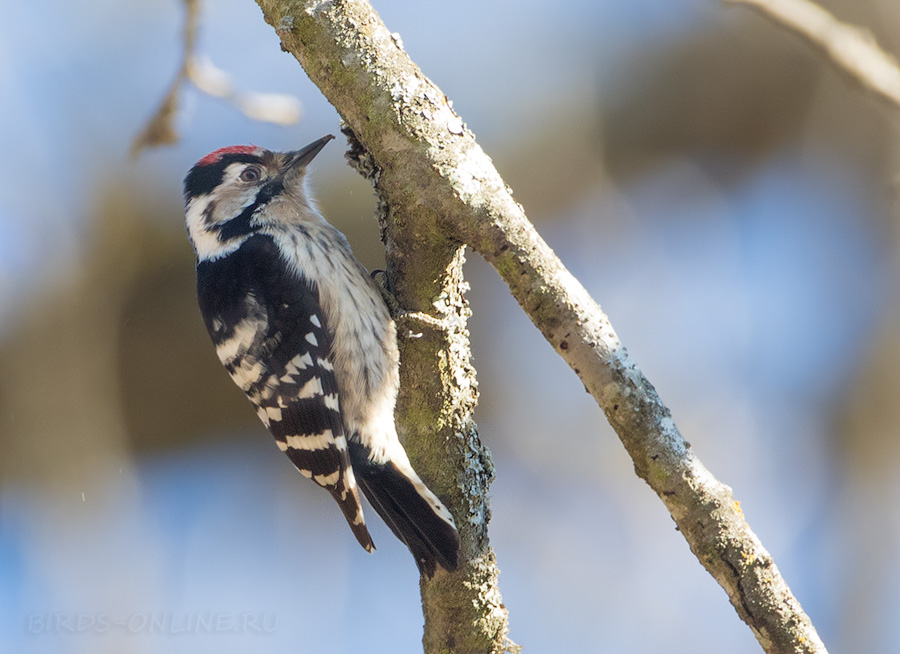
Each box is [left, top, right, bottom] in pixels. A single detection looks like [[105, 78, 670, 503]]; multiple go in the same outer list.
[[197, 234, 374, 551]]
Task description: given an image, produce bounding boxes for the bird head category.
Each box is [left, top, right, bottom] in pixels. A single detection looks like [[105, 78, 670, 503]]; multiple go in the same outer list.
[[183, 135, 334, 260]]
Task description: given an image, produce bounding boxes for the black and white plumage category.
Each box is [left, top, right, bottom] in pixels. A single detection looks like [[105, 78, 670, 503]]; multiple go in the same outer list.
[[183, 136, 459, 575]]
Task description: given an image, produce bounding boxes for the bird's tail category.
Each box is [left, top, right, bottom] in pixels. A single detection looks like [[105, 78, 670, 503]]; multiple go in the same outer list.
[[348, 440, 460, 576], [279, 433, 376, 552], [327, 474, 376, 553]]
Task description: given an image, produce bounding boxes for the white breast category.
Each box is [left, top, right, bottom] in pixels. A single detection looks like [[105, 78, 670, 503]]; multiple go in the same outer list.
[[267, 225, 401, 453]]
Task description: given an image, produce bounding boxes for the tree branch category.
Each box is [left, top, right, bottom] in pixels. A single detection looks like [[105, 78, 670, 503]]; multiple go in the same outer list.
[[726, 0, 900, 111], [253, 0, 828, 652], [133, 0, 301, 157], [342, 128, 515, 654]]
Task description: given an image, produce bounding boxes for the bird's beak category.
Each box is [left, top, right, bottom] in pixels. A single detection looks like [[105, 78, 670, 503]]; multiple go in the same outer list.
[[285, 134, 335, 173]]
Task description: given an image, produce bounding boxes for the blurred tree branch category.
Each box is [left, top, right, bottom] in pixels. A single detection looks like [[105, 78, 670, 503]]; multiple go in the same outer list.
[[132, 0, 302, 157], [249, 0, 829, 653], [726, 0, 900, 111], [131, 0, 201, 155]]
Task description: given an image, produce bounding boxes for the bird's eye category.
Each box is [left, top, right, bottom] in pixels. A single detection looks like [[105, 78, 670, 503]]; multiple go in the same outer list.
[[240, 166, 261, 182]]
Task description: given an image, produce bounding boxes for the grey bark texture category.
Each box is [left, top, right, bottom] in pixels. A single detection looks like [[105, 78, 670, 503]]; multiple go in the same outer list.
[[252, 0, 829, 652]]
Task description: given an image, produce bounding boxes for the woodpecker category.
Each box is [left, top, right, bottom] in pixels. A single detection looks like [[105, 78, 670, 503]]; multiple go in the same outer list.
[[183, 135, 459, 575]]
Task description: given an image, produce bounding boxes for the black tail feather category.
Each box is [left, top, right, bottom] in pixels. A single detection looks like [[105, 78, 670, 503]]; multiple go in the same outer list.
[[329, 484, 376, 553], [349, 441, 460, 576]]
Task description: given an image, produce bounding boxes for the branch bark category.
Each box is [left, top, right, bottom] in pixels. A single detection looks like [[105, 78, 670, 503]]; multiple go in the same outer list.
[[342, 131, 514, 654], [253, 0, 829, 652], [726, 0, 900, 111]]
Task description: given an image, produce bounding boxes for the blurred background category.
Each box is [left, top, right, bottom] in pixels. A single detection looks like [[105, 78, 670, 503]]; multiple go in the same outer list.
[[2, 0, 900, 652]]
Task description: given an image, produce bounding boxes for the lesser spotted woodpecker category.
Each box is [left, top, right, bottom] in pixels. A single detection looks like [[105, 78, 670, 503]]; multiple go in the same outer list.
[[183, 135, 459, 575]]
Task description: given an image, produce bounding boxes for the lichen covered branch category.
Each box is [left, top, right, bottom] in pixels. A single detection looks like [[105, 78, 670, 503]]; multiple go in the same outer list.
[[253, 0, 828, 651]]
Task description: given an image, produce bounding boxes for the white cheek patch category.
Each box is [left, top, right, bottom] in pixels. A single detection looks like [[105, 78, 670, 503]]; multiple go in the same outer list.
[[185, 166, 264, 262], [185, 197, 221, 258], [186, 196, 252, 262]]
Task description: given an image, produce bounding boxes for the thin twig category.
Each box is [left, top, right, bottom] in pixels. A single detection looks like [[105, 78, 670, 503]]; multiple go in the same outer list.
[[726, 0, 900, 110], [131, 0, 200, 155], [132, 0, 302, 157]]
